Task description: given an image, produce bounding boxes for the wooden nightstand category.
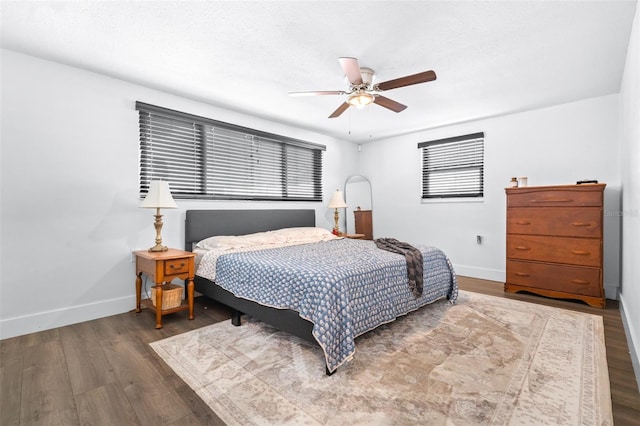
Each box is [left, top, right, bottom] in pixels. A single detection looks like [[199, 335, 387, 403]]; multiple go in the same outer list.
[[134, 248, 196, 329], [342, 233, 365, 239]]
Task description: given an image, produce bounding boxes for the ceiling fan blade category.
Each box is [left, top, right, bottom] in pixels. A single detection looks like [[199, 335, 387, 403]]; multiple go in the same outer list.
[[338, 57, 363, 86], [376, 70, 436, 91], [288, 90, 346, 96], [329, 102, 351, 118], [373, 95, 407, 113]]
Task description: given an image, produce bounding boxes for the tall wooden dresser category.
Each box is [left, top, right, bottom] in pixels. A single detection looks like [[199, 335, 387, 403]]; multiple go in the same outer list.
[[353, 209, 373, 240], [505, 183, 606, 308]]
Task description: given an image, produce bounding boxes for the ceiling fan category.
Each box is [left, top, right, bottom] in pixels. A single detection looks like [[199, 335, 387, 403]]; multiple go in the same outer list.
[[288, 57, 437, 118]]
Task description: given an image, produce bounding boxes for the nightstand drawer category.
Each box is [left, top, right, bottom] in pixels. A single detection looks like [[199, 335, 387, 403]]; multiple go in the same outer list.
[[165, 258, 190, 275]]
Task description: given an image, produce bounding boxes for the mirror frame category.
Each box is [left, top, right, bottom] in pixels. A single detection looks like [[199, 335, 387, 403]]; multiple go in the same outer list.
[[344, 175, 373, 235]]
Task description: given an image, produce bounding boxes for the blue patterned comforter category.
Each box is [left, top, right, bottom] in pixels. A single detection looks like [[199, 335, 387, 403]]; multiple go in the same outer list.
[[214, 238, 458, 372]]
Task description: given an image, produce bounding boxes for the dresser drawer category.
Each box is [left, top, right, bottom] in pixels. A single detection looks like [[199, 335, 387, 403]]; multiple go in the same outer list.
[[506, 260, 601, 297], [507, 235, 601, 267], [165, 258, 190, 275], [507, 187, 603, 208], [507, 208, 601, 238]]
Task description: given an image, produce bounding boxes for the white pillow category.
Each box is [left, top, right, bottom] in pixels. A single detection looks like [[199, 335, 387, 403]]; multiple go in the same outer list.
[[195, 230, 286, 251], [196, 227, 339, 251], [271, 227, 339, 243]]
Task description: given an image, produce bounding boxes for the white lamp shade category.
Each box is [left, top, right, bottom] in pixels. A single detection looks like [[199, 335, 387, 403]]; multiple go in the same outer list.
[[140, 180, 178, 209], [327, 189, 347, 209]]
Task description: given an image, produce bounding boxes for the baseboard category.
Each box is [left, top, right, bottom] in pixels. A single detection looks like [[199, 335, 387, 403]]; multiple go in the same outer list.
[[0, 295, 134, 340], [453, 264, 504, 283], [619, 294, 640, 392]]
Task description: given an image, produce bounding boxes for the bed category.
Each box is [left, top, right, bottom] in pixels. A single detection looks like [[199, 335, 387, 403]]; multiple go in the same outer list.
[[185, 209, 458, 374]]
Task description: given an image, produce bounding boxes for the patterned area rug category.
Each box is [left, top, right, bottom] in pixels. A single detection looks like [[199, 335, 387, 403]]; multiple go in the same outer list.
[[151, 291, 612, 425]]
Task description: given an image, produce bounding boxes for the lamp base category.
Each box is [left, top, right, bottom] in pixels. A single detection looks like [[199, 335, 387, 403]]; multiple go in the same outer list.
[[149, 210, 168, 252], [332, 208, 340, 235], [149, 244, 169, 252]]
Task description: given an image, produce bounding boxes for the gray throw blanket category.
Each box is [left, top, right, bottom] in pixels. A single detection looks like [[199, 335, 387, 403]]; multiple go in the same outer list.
[[374, 238, 423, 297]]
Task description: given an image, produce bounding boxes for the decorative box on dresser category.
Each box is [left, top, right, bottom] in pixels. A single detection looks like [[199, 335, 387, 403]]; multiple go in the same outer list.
[[353, 209, 373, 240], [505, 183, 606, 308]]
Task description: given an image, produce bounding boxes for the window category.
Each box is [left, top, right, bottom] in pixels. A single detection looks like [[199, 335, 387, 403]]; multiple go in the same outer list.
[[418, 132, 484, 199], [137, 102, 325, 201]]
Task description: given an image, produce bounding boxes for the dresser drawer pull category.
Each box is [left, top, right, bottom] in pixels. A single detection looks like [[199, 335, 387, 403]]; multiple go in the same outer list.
[[515, 272, 530, 277], [571, 279, 590, 285], [570, 250, 591, 256], [515, 246, 531, 251], [571, 222, 591, 227], [170, 262, 186, 269], [530, 198, 573, 203], [515, 220, 531, 225]]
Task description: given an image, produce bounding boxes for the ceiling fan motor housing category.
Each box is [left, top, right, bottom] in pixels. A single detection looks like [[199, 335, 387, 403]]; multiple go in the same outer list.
[[344, 67, 375, 90], [360, 67, 375, 87]]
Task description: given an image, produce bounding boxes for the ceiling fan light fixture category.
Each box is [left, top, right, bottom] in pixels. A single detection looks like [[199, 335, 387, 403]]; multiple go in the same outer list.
[[347, 91, 375, 108]]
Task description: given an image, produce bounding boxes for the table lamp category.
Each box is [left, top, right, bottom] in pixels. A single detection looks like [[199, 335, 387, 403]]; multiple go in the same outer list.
[[327, 189, 347, 235], [140, 180, 178, 252]]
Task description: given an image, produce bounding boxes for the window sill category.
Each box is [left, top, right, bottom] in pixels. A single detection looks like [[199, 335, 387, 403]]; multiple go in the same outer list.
[[421, 197, 484, 204]]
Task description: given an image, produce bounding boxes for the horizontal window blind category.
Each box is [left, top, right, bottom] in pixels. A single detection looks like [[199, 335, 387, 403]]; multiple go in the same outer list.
[[137, 102, 325, 201], [418, 132, 484, 199]]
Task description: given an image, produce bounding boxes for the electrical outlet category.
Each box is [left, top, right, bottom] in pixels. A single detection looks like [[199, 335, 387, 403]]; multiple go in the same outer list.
[[476, 235, 482, 245]]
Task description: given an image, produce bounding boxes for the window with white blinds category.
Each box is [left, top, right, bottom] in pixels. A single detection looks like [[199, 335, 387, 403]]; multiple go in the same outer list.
[[418, 132, 484, 199], [137, 102, 325, 201]]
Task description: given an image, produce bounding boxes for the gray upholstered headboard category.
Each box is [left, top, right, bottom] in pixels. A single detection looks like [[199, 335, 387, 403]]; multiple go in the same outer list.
[[184, 209, 316, 251]]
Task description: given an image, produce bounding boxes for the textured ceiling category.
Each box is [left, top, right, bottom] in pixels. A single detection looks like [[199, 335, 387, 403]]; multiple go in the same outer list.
[[1, 1, 636, 142]]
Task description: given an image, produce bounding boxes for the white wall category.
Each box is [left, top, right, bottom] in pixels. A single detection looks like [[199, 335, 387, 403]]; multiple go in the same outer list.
[[0, 49, 358, 339], [619, 2, 640, 388], [358, 95, 622, 299]]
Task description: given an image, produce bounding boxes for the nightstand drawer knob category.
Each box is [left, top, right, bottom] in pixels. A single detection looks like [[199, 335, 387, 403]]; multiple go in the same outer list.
[[170, 262, 185, 269]]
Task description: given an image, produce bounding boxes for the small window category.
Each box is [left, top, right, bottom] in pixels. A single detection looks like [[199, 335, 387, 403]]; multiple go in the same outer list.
[[418, 132, 484, 199], [137, 102, 325, 201]]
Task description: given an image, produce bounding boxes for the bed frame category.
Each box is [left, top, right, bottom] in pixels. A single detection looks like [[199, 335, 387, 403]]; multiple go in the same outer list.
[[184, 209, 317, 345]]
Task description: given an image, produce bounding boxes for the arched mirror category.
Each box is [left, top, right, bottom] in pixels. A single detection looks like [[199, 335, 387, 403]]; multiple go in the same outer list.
[[344, 175, 373, 239]]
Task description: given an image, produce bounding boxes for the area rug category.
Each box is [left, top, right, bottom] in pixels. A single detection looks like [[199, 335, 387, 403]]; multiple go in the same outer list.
[[150, 290, 612, 425]]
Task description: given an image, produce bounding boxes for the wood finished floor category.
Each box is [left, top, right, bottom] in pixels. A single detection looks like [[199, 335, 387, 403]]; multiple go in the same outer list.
[[1, 276, 639, 425]]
